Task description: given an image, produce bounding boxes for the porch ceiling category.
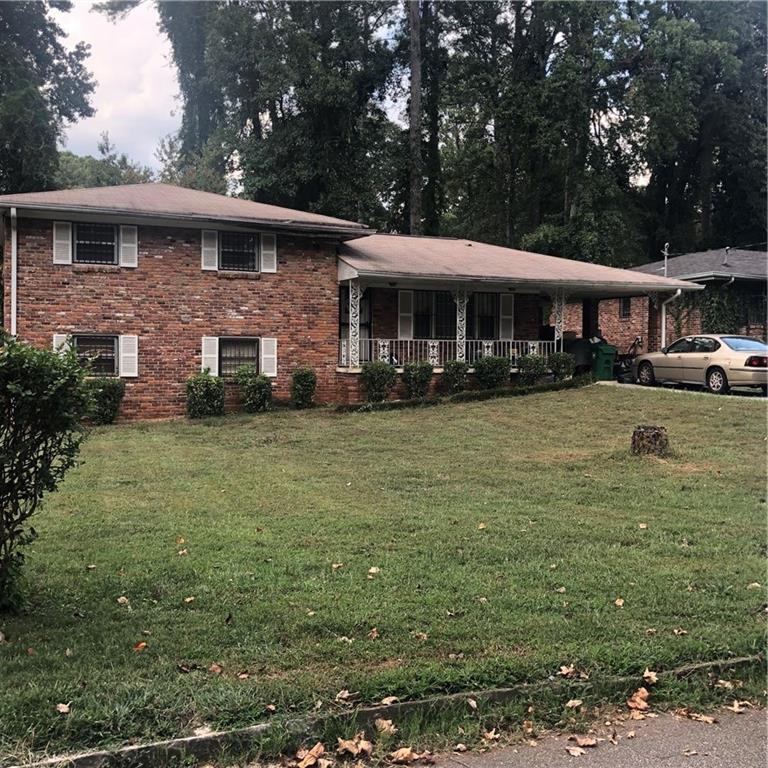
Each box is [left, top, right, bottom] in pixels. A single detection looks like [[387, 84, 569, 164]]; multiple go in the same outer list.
[[338, 234, 702, 299]]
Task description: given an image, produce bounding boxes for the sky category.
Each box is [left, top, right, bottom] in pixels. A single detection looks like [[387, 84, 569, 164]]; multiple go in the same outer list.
[[53, 1, 180, 170]]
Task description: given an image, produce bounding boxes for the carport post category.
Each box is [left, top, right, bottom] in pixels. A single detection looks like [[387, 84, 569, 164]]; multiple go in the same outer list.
[[552, 289, 566, 353]]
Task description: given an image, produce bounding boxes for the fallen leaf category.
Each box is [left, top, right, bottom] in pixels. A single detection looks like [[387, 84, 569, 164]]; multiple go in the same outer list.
[[673, 627, 688, 636], [614, 597, 625, 608], [627, 730, 635, 739], [676, 709, 715, 724], [337, 737, 360, 757], [477, 522, 487, 530], [380, 696, 399, 705], [568, 735, 597, 748], [727, 700, 748, 714], [183, 596, 195, 604], [86, 564, 97, 570], [266, 703, 277, 712], [332, 563, 344, 571], [629, 710, 647, 721], [307, 609, 316, 616], [483, 729, 500, 741], [55, 703, 70, 714], [645, 627, 657, 636], [367, 566, 381, 577], [565, 699, 583, 709], [297, 742, 325, 768], [526, 739, 538, 747], [715, 679, 735, 690], [376, 718, 397, 735], [26, 647, 36, 656], [638, 523, 648, 529], [558, 664, 576, 677], [209, 662, 223, 675], [643, 668, 659, 684], [175, 536, 185, 545], [133, 641, 147, 652], [367, 627, 380, 640], [117, 596, 130, 606], [683, 748, 698, 756], [335, 689, 356, 702], [746, 582, 761, 590], [413, 631, 428, 641], [467, 697, 478, 711], [627, 687, 650, 711], [236, 671, 250, 680], [178, 548, 188, 556], [566, 746, 586, 756], [522, 719, 534, 734], [65, 648, 73, 657], [555, 586, 567, 593], [337, 636, 354, 644]]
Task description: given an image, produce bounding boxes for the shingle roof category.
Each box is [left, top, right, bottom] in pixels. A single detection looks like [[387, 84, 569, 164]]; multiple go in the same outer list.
[[633, 248, 766, 281], [340, 234, 697, 296], [0, 183, 368, 236]]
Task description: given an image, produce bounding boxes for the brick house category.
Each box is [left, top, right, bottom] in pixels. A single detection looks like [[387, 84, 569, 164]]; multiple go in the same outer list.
[[562, 248, 767, 354], [0, 184, 696, 419]]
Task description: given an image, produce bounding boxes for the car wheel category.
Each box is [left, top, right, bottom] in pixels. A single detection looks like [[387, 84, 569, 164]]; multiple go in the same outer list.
[[706, 366, 729, 395], [637, 361, 655, 386]]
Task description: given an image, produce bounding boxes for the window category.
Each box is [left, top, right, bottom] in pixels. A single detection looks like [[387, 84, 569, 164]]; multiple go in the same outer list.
[[434, 291, 456, 338], [339, 286, 371, 338], [666, 337, 695, 353], [619, 297, 631, 319], [693, 337, 719, 353], [74, 223, 117, 265], [470, 293, 498, 339], [411, 291, 456, 339], [73, 335, 118, 375], [721, 336, 768, 352], [219, 337, 260, 377], [220, 231, 258, 272], [413, 291, 432, 338]]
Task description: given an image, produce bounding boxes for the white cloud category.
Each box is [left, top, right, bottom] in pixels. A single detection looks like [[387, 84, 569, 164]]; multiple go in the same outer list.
[[53, 0, 180, 170]]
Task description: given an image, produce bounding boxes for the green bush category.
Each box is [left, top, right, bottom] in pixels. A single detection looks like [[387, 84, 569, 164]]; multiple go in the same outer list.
[[235, 364, 272, 413], [441, 360, 469, 394], [291, 366, 317, 409], [361, 361, 397, 402], [186, 369, 225, 418], [548, 352, 576, 382], [84, 377, 126, 424], [474, 355, 510, 390], [518, 353, 549, 386], [0, 333, 88, 609], [402, 361, 433, 399]]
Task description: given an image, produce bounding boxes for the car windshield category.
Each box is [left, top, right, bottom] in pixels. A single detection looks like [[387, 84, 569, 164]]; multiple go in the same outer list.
[[721, 336, 768, 352]]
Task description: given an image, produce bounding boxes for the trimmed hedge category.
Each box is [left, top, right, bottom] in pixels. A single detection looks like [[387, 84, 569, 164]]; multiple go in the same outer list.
[[402, 361, 434, 399], [186, 370, 225, 418], [517, 353, 549, 386], [361, 361, 397, 402], [291, 366, 317, 409], [548, 351, 576, 382], [336, 373, 595, 413], [441, 360, 469, 394], [84, 377, 125, 424], [235, 364, 272, 412], [474, 355, 510, 389]]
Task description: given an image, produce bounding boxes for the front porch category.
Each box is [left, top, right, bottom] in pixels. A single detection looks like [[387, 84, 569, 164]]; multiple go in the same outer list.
[[337, 281, 566, 370]]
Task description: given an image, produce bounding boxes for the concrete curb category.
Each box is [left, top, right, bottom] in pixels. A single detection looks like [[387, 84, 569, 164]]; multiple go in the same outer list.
[[15, 654, 762, 768]]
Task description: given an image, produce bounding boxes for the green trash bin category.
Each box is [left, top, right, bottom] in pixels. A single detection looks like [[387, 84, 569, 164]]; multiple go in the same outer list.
[[592, 342, 617, 381]]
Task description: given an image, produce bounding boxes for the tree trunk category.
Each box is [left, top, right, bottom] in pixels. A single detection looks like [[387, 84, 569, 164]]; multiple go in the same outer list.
[[408, 0, 423, 235]]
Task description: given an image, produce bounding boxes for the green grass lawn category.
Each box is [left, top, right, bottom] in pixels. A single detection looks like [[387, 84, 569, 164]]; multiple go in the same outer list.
[[0, 385, 765, 761]]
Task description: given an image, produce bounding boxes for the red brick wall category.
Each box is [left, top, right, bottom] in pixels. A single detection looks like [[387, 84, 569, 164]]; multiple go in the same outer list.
[[596, 297, 650, 352], [4, 217, 341, 420]]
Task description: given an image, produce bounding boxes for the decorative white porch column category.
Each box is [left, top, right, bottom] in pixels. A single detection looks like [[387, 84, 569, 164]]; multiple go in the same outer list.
[[349, 278, 361, 368], [552, 288, 567, 352], [454, 288, 468, 362]]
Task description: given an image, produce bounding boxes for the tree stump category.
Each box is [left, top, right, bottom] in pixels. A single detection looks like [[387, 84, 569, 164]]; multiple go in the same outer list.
[[631, 425, 669, 456]]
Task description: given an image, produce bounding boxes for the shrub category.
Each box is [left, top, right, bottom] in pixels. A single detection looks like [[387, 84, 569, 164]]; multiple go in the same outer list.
[[0, 333, 88, 609], [518, 353, 549, 386], [474, 355, 510, 390], [441, 360, 469, 394], [235, 364, 272, 412], [549, 352, 576, 382], [186, 369, 225, 418], [84, 377, 126, 424], [291, 366, 317, 409], [402, 361, 433, 399], [361, 361, 396, 402]]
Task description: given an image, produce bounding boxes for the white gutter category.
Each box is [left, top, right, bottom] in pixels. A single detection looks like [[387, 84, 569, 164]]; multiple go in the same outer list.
[[10, 206, 17, 335], [660, 288, 682, 349]]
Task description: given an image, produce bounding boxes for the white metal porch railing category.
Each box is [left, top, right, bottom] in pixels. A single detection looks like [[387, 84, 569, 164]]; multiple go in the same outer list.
[[338, 339, 557, 368]]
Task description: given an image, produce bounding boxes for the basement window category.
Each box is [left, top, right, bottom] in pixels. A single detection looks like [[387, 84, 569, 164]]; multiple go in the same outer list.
[[619, 297, 632, 319], [73, 335, 118, 376], [74, 223, 118, 265], [219, 337, 260, 377]]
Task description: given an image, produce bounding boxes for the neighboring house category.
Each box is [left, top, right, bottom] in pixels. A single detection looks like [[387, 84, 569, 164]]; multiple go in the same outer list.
[[0, 184, 696, 419], [561, 248, 767, 353]]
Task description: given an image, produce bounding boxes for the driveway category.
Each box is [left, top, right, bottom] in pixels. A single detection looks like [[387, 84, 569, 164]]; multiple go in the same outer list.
[[435, 709, 765, 768]]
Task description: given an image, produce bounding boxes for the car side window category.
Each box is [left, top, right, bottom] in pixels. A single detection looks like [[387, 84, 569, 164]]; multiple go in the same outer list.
[[667, 338, 694, 353], [694, 337, 719, 353]]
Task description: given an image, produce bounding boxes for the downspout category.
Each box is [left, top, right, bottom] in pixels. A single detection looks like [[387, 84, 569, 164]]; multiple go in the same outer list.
[[660, 289, 682, 349], [10, 207, 17, 335]]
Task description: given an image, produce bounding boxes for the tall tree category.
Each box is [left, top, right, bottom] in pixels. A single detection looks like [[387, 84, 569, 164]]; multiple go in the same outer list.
[[408, 1, 423, 234], [0, 1, 94, 194]]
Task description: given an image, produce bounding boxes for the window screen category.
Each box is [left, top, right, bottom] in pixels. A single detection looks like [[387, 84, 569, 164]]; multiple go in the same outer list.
[[74, 224, 117, 265], [73, 335, 118, 375], [220, 232, 258, 272], [219, 338, 259, 377]]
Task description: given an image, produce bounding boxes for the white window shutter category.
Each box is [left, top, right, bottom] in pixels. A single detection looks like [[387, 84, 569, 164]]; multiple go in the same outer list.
[[53, 334, 69, 354], [119, 335, 139, 377], [53, 222, 72, 264], [201, 230, 218, 271], [202, 336, 219, 375], [260, 337, 277, 377], [500, 294, 515, 339], [260, 233, 277, 273], [398, 290, 413, 340], [119, 225, 138, 267]]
